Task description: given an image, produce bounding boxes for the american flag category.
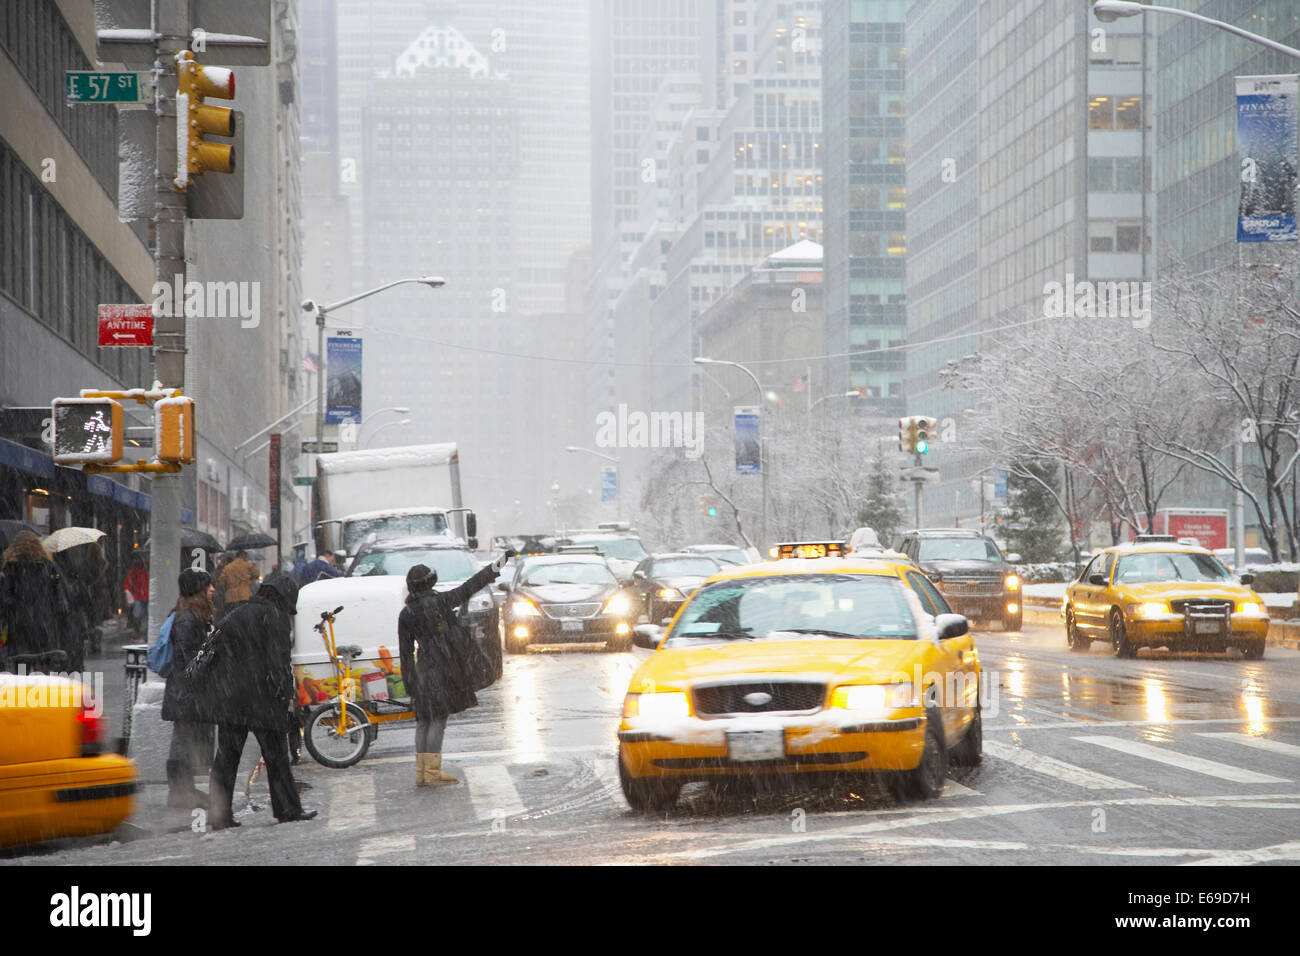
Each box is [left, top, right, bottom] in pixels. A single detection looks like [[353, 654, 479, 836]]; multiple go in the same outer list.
[[302, 352, 319, 374]]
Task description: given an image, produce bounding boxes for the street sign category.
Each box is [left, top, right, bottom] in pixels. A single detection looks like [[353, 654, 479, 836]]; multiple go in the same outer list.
[[901, 466, 941, 483], [66, 71, 147, 103], [301, 441, 339, 454], [992, 469, 1008, 499], [293, 477, 315, 487], [98, 304, 154, 347]]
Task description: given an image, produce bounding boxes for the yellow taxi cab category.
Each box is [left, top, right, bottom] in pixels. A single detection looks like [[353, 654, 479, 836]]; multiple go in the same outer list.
[[0, 672, 138, 849], [617, 541, 983, 812], [1063, 535, 1270, 659]]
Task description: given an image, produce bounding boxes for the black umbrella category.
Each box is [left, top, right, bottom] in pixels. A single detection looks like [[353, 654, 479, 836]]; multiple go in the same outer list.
[[226, 532, 277, 551], [144, 528, 223, 553]]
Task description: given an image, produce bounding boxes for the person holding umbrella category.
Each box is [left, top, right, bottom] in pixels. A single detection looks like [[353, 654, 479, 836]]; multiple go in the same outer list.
[[43, 528, 109, 670], [0, 531, 70, 670]]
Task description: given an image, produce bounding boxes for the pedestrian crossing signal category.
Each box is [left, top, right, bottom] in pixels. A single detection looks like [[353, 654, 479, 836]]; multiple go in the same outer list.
[[52, 398, 124, 464]]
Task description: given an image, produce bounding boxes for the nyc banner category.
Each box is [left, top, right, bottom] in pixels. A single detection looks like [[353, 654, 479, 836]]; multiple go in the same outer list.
[[1237, 74, 1298, 243]]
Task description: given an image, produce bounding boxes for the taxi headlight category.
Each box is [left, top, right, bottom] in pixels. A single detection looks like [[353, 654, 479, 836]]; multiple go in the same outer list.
[[1237, 602, 1263, 616], [624, 692, 690, 719], [657, 587, 683, 600], [1127, 602, 1167, 619], [829, 681, 914, 712], [511, 600, 541, 617], [1004, 574, 1021, 591], [602, 593, 632, 616]]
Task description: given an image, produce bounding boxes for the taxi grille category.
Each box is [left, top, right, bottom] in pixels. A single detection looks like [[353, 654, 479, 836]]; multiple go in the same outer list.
[[693, 681, 825, 717], [1169, 599, 1232, 616], [540, 603, 601, 619]]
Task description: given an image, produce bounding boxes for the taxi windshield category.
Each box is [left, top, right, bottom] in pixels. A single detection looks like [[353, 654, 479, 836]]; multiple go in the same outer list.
[[521, 562, 616, 587], [1114, 551, 1232, 584], [665, 573, 918, 645]]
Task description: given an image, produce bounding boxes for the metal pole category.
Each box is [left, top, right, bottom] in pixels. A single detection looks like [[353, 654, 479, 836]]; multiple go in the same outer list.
[[914, 479, 923, 529], [1234, 436, 1246, 568]]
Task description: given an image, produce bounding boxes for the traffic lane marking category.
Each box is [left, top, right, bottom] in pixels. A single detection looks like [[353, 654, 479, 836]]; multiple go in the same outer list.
[[463, 763, 527, 821], [1179, 839, 1300, 866], [327, 773, 377, 831], [1196, 732, 1300, 758], [357, 834, 415, 865], [986, 715, 1300, 731], [982, 739, 1142, 790], [1074, 735, 1289, 784]]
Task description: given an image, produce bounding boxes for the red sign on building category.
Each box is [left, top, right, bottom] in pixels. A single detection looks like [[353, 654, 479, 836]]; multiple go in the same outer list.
[[97, 304, 154, 347]]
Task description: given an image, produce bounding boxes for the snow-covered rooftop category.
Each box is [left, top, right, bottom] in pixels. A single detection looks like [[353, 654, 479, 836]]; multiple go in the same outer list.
[[395, 24, 491, 79]]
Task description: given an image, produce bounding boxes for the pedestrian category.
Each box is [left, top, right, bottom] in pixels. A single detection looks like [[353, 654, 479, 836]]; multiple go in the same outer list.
[[52, 540, 108, 671], [292, 544, 308, 585], [0, 531, 70, 671], [193, 572, 316, 828], [398, 548, 515, 788], [218, 549, 259, 607], [300, 548, 343, 584], [161, 568, 216, 809], [123, 553, 149, 638]]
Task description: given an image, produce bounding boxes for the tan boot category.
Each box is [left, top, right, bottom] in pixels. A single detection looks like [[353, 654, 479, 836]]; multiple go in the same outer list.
[[415, 753, 430, 787], [428, 753, 459, 786]]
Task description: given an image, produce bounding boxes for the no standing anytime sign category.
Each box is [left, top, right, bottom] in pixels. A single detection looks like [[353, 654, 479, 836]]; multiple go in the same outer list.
[[97, 304, 154, 347]]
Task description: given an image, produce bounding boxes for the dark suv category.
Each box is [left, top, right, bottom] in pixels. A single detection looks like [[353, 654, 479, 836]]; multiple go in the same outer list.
[[896, 529, 1023, 629]]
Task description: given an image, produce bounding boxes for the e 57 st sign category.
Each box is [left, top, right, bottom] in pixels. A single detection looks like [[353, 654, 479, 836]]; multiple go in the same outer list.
[[65, 71, 148, 103]]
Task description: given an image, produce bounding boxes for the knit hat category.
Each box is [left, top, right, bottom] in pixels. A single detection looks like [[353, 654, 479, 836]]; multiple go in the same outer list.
[[406, 564, 437, 592], [178, 568, 213, 597]]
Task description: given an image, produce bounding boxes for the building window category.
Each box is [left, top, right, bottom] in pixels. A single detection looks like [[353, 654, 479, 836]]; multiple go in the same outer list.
[[1089, 96, 1114, 129]]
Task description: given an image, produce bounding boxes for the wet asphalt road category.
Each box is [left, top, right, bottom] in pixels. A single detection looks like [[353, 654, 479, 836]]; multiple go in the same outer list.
[[7, 622, 1300, 866]]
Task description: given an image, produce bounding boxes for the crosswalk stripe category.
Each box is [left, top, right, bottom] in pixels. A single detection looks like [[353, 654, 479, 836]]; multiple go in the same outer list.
[[327, 773, 377, 831], [940, 780, 981, 798], [463, 763, 527, 822], [983, 740, 1141, 790], [1196, 733, 1300, 758], [357, 834, 414, 865], [1074, 736, 1289, 784]]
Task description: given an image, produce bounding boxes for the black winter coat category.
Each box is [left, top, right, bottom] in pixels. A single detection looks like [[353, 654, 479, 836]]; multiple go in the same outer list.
[[189, 594, 295, 731], [161, 609, 211, 724], [0, 559, 68, 663], [398, 564, 498, 722]]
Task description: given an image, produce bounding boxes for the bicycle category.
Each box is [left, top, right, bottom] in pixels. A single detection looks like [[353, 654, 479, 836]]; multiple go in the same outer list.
[[302, 605, 414, 769]]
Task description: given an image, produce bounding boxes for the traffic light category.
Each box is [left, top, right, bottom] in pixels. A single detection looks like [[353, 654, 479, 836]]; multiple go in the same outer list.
[[898, 416, 918, 454], [52, 397, 124, 464], [915, 416, 938, 454], [173, 50, 235, 190], [155, 396, 196, 464], [699, 495, 719, 518]]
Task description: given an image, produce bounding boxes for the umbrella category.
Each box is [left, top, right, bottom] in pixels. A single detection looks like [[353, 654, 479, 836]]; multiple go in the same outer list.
[[0, 519, 39, 551], [144, 528, 223, 553], [226, 532, 277, 551], [42, 527, 107, 553]]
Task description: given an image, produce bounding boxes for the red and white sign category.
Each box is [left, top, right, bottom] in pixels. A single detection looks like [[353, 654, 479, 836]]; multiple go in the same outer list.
[[97, 304, 154, 347], [1132, 508, 1230, 550]]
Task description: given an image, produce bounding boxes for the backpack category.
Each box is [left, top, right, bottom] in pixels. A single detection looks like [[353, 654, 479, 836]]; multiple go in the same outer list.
[[146, 612, 176, 677]]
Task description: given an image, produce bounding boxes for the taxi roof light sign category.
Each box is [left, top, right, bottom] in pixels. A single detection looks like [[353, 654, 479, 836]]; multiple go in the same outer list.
[[771, 541, 847, 560]]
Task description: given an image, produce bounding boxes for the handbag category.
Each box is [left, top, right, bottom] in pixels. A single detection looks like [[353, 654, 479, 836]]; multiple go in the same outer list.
[[183, 621, 224, 682], [437, 602, 496, 692]]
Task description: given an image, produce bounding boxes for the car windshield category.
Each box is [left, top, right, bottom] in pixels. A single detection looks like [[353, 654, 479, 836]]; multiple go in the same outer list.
[[579, 537, 647, 561], [343, 513, 449, 552], [917, 537, 1002, 562], [664, 573, 918, 646], [1114, 552, 1232, 584], [695, 548, 749, 565], [653, 557, 721, 577], [349, 547, 476, 581], [521, 562, 616, 586]]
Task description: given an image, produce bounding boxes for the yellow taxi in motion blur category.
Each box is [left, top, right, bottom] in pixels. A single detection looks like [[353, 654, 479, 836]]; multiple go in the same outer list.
[[0, 672, 138, 849], [618, 546, 983, 812], [1063, 536, 1270, 658]]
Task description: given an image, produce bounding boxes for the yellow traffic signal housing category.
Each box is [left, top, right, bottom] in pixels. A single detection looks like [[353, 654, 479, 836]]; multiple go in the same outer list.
[[915, 416, 938, 454], [52, 398, 124, 464], [898, 416, 918, 454], [174, 50, 236, 190], [155, 396, 196, 464]]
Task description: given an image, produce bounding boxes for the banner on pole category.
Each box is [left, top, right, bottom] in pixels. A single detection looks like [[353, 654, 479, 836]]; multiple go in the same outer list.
[[600, 465, 617, 503], [326, 336, 363, 424], [1236, 74, 1298, 243], [734, 406, 760, 475]]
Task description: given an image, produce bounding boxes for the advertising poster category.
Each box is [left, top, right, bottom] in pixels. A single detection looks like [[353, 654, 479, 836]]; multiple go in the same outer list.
[[734, 405, 760, 475], [326, 336, 363, 424], [1237, 74, 1299, 242], [601, 465, 617, 502]]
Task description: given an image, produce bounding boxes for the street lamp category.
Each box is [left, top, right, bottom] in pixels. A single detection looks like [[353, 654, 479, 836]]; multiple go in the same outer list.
[[694, 356, 767, 548], [566, 445, 621, 518], [1092, 2, 1300, 58], [810, 390, 861, 413], [364, 419, 412, 449], [303, 275, 445, 461], [358, 406, 410, 445]]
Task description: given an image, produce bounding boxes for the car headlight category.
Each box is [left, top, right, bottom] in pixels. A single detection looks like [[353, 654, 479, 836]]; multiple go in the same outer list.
[[468, 592, 493, 613], [656, 587, 683, 600], [1237, 602, 1263, 616], [829, 681, 915, 712], [602, 593, 632, 616], [1126, 602, 1167, 619], [623, 691, 690, 719], [511, 600, 541, 617], [1004, 574, 1021, 591]]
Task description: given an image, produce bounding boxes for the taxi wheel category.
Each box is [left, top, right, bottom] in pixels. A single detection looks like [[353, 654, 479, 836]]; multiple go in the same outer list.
[[1110, 610, 1136, 659], [950, 703, 982, 767], [618, 753, 680, 813], [1066, 608, 1090, 652], [895, 708, 948, 800], [1241, 640, 1266, 660]]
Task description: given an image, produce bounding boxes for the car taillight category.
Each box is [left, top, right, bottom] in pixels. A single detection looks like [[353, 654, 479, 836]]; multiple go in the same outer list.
[[77, 707, 105, 755]]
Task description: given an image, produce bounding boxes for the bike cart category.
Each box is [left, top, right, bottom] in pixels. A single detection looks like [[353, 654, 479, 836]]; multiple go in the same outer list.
[[301, 605, 416, 768]]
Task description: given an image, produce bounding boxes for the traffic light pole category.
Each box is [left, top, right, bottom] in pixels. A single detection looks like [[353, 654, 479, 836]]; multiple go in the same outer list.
[[147, 0, 190, 643]]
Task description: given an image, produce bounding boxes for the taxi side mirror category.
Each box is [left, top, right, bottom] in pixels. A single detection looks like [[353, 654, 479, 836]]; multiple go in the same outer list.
[[633, 569, 647, 581], [935, 613, 969, 640], [1005, 553, 1022, 564], [633, 624, 663, 650], [1089, 573, 1107, 585], [1239, 573, 1254, 586]]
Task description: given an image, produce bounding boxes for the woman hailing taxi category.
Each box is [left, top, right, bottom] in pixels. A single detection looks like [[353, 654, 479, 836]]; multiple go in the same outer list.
[[399, 549, 515, 787]]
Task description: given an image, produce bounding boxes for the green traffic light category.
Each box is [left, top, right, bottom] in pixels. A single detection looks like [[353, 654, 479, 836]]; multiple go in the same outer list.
[[915, 440, 929, 454], [707, 507, 718, 517]]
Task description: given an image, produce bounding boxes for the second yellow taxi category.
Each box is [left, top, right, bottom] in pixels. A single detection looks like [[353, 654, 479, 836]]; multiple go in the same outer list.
[[618, 542, 982, 812]]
